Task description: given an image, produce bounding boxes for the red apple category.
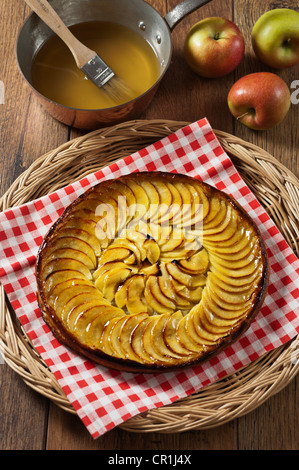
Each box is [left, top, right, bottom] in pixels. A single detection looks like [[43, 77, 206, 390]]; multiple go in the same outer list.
[[227, 72, 291, 130], [184, 17, 245, 78], [251, 9, 299, 69]]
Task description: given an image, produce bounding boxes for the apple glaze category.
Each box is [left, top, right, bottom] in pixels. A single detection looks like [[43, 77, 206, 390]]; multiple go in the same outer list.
[[36, 172, 268, 372]]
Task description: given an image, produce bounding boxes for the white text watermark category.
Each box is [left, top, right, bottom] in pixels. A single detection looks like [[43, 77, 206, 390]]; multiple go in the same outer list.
[[291, 80, 299, 105], [94, 199, 204, 242]]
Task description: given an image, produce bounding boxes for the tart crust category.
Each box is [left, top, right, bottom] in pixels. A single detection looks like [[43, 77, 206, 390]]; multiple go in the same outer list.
[[36, 172, 269, 372]]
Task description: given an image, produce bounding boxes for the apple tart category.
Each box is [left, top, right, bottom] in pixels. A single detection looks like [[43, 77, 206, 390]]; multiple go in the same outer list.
[[36, 172, 268, 372]]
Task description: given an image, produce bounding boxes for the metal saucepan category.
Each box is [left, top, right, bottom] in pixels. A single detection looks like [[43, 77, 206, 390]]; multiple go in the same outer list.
[[16, 0, 212, 130]]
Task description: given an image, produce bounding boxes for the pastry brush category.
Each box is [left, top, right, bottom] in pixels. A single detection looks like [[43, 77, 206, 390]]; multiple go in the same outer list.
[[24, 0, 133, 104]]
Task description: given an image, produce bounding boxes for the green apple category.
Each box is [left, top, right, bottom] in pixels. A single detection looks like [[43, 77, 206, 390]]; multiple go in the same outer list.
[[227, 72, 291, 130], [251, 9, 299, 69], [184, 17, 245, 78]]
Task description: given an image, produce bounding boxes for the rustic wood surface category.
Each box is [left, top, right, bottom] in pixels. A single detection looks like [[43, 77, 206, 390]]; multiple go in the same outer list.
[[0, 0, 298, 450]]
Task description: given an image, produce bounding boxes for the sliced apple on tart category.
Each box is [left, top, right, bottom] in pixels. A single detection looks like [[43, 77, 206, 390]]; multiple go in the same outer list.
[[36, 171, 268, 372]]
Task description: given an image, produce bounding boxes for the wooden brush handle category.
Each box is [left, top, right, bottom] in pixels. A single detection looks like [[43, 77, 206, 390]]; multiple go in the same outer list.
[[24, 0, 96, 68]]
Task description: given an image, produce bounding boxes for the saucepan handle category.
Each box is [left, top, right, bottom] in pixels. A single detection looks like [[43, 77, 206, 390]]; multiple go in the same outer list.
[[164, 0, 212, 31]]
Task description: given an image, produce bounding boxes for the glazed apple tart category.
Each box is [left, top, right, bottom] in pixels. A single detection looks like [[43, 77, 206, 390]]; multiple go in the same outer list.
[[36, 172, 268, 372]]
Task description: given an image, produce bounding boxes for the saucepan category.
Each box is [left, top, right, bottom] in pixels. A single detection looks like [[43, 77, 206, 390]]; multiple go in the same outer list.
[[16, 0, 212, 130]]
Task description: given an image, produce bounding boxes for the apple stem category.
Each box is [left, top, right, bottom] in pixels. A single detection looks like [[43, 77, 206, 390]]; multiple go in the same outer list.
[[236, 110, 253, 120], [282, 38, 291, 47]]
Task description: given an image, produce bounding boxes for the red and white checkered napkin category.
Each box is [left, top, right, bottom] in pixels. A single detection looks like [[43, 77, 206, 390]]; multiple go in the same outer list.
[[1, 118, 299, 438]]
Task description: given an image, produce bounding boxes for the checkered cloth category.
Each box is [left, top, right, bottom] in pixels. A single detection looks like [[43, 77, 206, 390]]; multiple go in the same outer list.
[[1, 118, 299, 438]]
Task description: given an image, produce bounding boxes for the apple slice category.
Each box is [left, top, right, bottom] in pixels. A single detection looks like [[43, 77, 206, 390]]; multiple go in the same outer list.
[[70, 208, 100, 224], [203, 223, 245, 249], [99, 316, 121, 356], [101, 267, 133, 301], [159, 230, 187, 254], [43, 270, 87, 295], [212, 236, 256, 260], [159, 262, 185, 291], [122, 179, 149, 222], [211, 244, 260, 270], [143, 237, 160, 264], [165, 262, 192, 287], [199, 298, 234, 334], [164, 181, 183, 222], [106, 316, 129, 358], [46, 232, 97, 267], [84, 306, 125, 349], [209, 253, 262, 278], [131, 316, 156, 364], [67, 298, 112, 333], [198, 310, 232, 337], [207, 233, 254, 256], [178, 249, 209, 274], [171, 182, 192, 224], [141, 180, 160, 220], [153, 223, 173, 247], [59, 291, 107, 324], [53, 283, 100, 316], [118, 313, 148, 362], [160, 237, 200, 261], [141, 315, 177, 365], [47, 278, 90, 305], [190, 182, 210, 220], [114, 277, 131, 309], [203, 204, 233, 235], [93, 261, 134, 282], [74, 197, 108, 215], [189, 304, 226, 344], [42, 257, 92, 280], [203, 212, 238, 244], [110, 238, 143, 265], [151, 314, 183, 360], [56, 227, 102, 257], [205, 285, 253, 313], [159, 232, 185, 254], [208, 271, 257, 293], [122, 228, 147, 256], [157, 271, 176, 302], [126, 275, 148, 314], [145, 276, 176, 313], [208, 274, 257, 303], [169, 279, 193, 309], [206, 277, 253, 307], [98, 178, 135, 202], [94, 187, 129, 232], [202, 196, 221, 225], [139, 262, 160, 277], [98, 247, 132, 264], [186, 309, 218, 346], [44, 247, 95, 271], [151, 181, 173, 224], [164, 311, 197, 356], [177, 314, 207, 353], [202, 287, 252, 320], [178, 183, 205, 229], [202, 199, 227, 230], [180, 285, 203, 303], [201, 300, 246, 329], [94, 202, 119, 242], [108, 180, 137, 218], [62, 215, 97, 234], [211, 265, 262, 291]]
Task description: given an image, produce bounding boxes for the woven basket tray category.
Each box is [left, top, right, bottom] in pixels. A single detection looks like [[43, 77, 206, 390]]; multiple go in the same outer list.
[[1, 119, 299, 433]]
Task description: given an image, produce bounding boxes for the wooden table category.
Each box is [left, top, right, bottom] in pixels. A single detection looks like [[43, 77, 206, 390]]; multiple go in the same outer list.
[[1, 0, 298, 451]]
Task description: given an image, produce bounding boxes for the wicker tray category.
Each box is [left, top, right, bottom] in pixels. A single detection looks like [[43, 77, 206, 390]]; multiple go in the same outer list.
[[1, 119, 299, 433]]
